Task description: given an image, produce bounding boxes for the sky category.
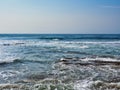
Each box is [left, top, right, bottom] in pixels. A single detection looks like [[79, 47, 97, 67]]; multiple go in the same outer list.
[[0, 0, 120, 34]]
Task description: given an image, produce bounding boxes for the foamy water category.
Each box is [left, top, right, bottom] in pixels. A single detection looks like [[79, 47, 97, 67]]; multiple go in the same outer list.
[[0, 34, 120, 90]]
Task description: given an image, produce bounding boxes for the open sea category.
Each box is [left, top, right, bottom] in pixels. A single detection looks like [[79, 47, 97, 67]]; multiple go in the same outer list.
[[0, 34, 120, 90]]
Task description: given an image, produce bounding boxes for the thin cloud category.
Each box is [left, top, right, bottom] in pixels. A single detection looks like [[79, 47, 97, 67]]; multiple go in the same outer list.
[[101, 5, 120, 9]]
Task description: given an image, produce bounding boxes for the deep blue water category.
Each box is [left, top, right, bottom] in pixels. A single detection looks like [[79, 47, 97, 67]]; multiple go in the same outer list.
[[0, 34, 120, 89], [0, 34, 120, 40]]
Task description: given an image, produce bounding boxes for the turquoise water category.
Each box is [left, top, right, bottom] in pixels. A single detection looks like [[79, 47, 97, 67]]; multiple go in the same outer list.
[[0, 34, 120, 90]]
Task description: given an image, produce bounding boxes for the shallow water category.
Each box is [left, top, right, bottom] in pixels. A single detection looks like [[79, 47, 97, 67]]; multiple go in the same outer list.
[[0, 34, 120, 90]]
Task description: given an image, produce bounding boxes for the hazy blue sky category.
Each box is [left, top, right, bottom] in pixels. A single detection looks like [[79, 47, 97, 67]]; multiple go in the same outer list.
[[0, 0, 120, 34]]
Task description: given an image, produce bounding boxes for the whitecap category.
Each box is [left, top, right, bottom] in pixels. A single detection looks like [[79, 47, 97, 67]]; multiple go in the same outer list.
[[74, 80, 92, 90], [81, 57, 120, 62], [0, 57, 20, 64], [79, 45, 89, 49]]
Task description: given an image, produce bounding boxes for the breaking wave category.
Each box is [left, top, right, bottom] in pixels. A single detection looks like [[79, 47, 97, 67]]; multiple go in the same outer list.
[[0, 58, 20, 65]]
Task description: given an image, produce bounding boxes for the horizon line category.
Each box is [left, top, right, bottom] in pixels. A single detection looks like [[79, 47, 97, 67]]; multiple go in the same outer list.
[[0, 33, 120, 35]]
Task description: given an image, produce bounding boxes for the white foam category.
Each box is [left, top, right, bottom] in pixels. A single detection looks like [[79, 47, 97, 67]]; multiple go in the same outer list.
[[0, 70, 20, 80], [79, 45, 89, 49], [74, 80, 120, 90], [63, 41, 120, 44], [81, 57, 120, 62], [74, 80, 92, 90], [0, 57, 19, 64]]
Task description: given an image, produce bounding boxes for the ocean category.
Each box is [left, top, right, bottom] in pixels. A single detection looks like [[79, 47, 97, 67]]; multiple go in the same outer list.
[[0, 34, 120, 90]]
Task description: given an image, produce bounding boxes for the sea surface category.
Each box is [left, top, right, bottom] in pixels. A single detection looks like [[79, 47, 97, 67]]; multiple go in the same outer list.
[[0, 34, 120, 90]]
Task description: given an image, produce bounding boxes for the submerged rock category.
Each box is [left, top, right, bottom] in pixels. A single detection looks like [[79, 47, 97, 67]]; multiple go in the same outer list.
[[15, 79, 36, 84], [0, 84, 29, 90], [27, 74, 47, 81], [91, 80, 120, 90]]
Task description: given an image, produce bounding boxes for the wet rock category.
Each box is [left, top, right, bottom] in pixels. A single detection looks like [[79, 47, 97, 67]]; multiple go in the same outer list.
[[3, 44, 11, 46], [91, 81, 120, 90], [15, 79, 36, 84], [27, 74, 47, 81], [0, 84, 29, 90], [104, 77, 120, 83]]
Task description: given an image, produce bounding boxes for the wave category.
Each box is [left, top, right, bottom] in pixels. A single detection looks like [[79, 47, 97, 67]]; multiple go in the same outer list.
[[65, 51, 90, 55], [59, 57, 120, 66], [80, 57, 120, 62], [59, 45, 89, 49], [53, 56, 120, 90], [37, 37, 120, 41], [0, 58, 20, 65], [37, 37, 64, 40], [0, 58, 52, 65], [0, 40, 26, 46], [1, 39, 120, 48], [62, 41, 120, 44]]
